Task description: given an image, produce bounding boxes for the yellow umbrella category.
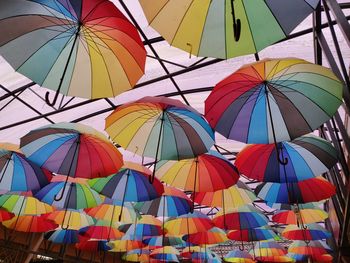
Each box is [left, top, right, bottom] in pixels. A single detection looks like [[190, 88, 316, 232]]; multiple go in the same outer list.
[[44, 210, 94, 230], [272, 208, 328, 225]]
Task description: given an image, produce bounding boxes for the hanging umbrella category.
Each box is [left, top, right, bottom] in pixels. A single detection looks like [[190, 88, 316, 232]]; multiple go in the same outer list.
[[183, 227, 228, 245], [224, 250, 255, 263], [193, 181, 256, 210], [156, 151, 239, 209], [0, 209, 15, 222], [227, 227, 279, 242], [255, 176, 336, 204], [89, 168, 164, 220], [105, 96, 215, 182], [0, 146, 52, 192], [79, 219, 125, 241], [44, 229, 80, 244], [288, 240, 332, 256], [151, 246, 180, 256], [0, 0, 146, 106], [266, 202, 323, 211], [134, 185, 192, 217], [205, 58, 343, 145], [43, 209, 94, 230], [250, 248, 287, 258], [139, 0, 318, 59], [3, 215, 58, 233], [255, 256, 293, 262], [151, 253, 179, 263], [143, 235, 186, 248], [288, 252, 333, 262], [109, 239, 144, 252], [213, 205, 269, 230], [123, 249, 150, 263], [76, 240, 112, 251], [272, 208, 328, 225], [235, 135, 338, 183], [282, 224, 331, 241]]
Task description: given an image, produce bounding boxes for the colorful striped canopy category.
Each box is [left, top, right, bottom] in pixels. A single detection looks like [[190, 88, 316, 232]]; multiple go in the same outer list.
[[143, 236, 186, 248], [3, 215, 58, 233], [288, 252, 333, 262], [256, 241, 285, 250], [134, 186, 192, 217], [44, 229, 80, 244], [282, 224, 331, 241], [213, 205, 269, 230], [193, 181, 256, 209], [205, 58, 343, 144], [36, 180, 102, 210], [0, 0, 146, 100], [250, 248, 287, 257], [139, 0, 319, 59], [156, 151, 239, 192], [224, 250, 254, 263], [0, 147, 52, 192], [151, 246, 180, 256], [20, 122, 123, 178], [119, 223, 162, 240], [44, 209, 94, 230], [79, 220, 125, 241], [288, 240, 332, 255], [255, 256, 294, 262], [235, 135, 338, 183], [89, 168, 164, 202], [272, 208, 328, 225], [123, 249, 150, 263], [227, 227, 278, 241], [76, 240, 112, 251], [255, 176, 336, 204], [0, 209, 15, 222], [105, 96, 215, 160], [183, 227, 228, 245], [151, 253, 179, 262], [109, 239, 144, 252], [0, 194, 54, 215]]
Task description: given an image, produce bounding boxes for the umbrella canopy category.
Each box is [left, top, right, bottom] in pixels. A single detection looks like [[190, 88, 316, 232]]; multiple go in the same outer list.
[[0, 147, 52, 192], [3, 215, 58, 233], [255, 256, 293, 262], [224, 250, 254, 263], [250, 248, 287, 257], [143, 235, 186, 248], [288, 252, 333, 262], [213, 205, 269, 230], [0, 0, 146, 104], [288, 240, 332, 255], [139, 0, 319, 59], [266, 202, 323, 211], [227, 227, 278, 242], [76, 240, 112, 251], [119, 218, 163, 239], [255, 176, 336, 204], [79, 219, 124, 241], [123, 249, 150, 263], [105, 96, 215, 161], [134, 186, 192, 217], [0, 209, 15, 222], [205, 58, 343, 144], [151, 246, 180, 256], [282, 224, 331, 241], [272, 208, 328, 225], [235, 135, 338, 183], [109, 239, 144, 252], [183, 227, 228, 245], [256, 241, 285, 250], [35, 180, 102, 210], [193, 181, 256, 209], [44, 229, 80, 244], [0, 194, 54, 215], [164, 211, 214, 235], [20, 122, 123, 179], [44, 209, 94, 230], [151, 253, 179, 262]]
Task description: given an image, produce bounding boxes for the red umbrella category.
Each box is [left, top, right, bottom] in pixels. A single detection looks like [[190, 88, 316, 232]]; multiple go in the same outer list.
[[0, 209, 15, 222], [3, 215, 58, 233]]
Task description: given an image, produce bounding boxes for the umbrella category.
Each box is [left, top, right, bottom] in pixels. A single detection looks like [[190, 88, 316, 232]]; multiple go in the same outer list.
[[3, 215, 58, 233], [282, 224, 331, 241], [109, 239, 144, 252], [134, 185, 192, 217], [250, 248, 286, 258], [123, 249, 150, 263], [156, 151, 239, 209], [44, 229, 80, 244], [288, 240, 332, 255], [288, 252, 333, 262], [255, 256, 293, 262], [89, 168, 164, 220], [118, 215, 162, 240], [266, 202, 323, 211], [235, 135, 338, 183], [0, 146, 52, 192], [0, 0, 146, 106], [192, 181, 256, 210], [44, 209, 94, 230], [105, 96, 215, 182], [139, 0, 319, 59], [227, 227, 279, 242], [76, 240, 112, 251], [0, 209, 15, 222], [205, 58, 342, 145], [224, 250, 254, 263], [255, 176, 336, 204], [151, 246, 180, 255], [143, 236, 186, 248], [272, 208, 328, 225], [183, 227, 228, 245], [79, 219, 125, 241], [151, 253, 179, 262]]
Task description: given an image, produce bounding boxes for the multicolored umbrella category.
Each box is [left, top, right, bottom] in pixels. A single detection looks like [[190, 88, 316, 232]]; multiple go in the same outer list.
[[119, 215, 162, 239], [183, 227, 228, 245], [235, 135, 338, 183], [255, 176, 336, 204], [0, 0, 146, 105], [134, 186, 192, 217], [139, 0, 319, 59], [288, 240, 332, 256], [288, 252, 333, 262], [255, 256, 293, 262], [213, 205, 269, 230], [151, 253, 179, 263], [105, 96, 215, 182], [0, 209, 15, 222], [282, 224, 331, 241], [227, 227, 278, 242], [250, 248, 287, 258], [205, 58, 343, 144], [193, 181, 256, 210], [44, 229, 80, 244], [109, 239, 144, 252], [123, 249, 150, 263], [272, 208, 328, 225], [151, 247, 180, 261], [44, 209, 94, 230], [76, 240, 112, 251], [224, 250, 254, 263], [79, 219, 124, 241], [156, 151, 239, 208], [3, 215, 58, 233], [143, 235, 186, 248], [20, 122, 123, 180], [266, 202, 323, 211]]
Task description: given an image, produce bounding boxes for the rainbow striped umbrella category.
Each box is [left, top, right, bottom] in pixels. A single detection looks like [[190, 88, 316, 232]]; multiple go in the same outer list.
[[288, 240, 332, 256], [123, 249, 150, 263], [44, 229, 80, 244], [183, 227, 228, 245], [109, 239, 144, 252], [79, 219, 124, 241], [0, 146, 52, 192], [205, 58, 343, 144], [272, 208, 328, 225], [44, 209, 94, 230], [151, 246, 180, 262], [139, 1, 318, 59], [282, 224, 331, 241], [236, 135, 338, 183], [255, 256, 293, 262], [224, 250, 254, 263], [288, 252, 333, 262], [0, 0, 146, 105], [227, 227, 279, 242], [143, 235, 186, 248], [105, 96, 215, 182], [76, 240, 112, 251], [3, 215, 58, 233], [119, 215, 162, 240]]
